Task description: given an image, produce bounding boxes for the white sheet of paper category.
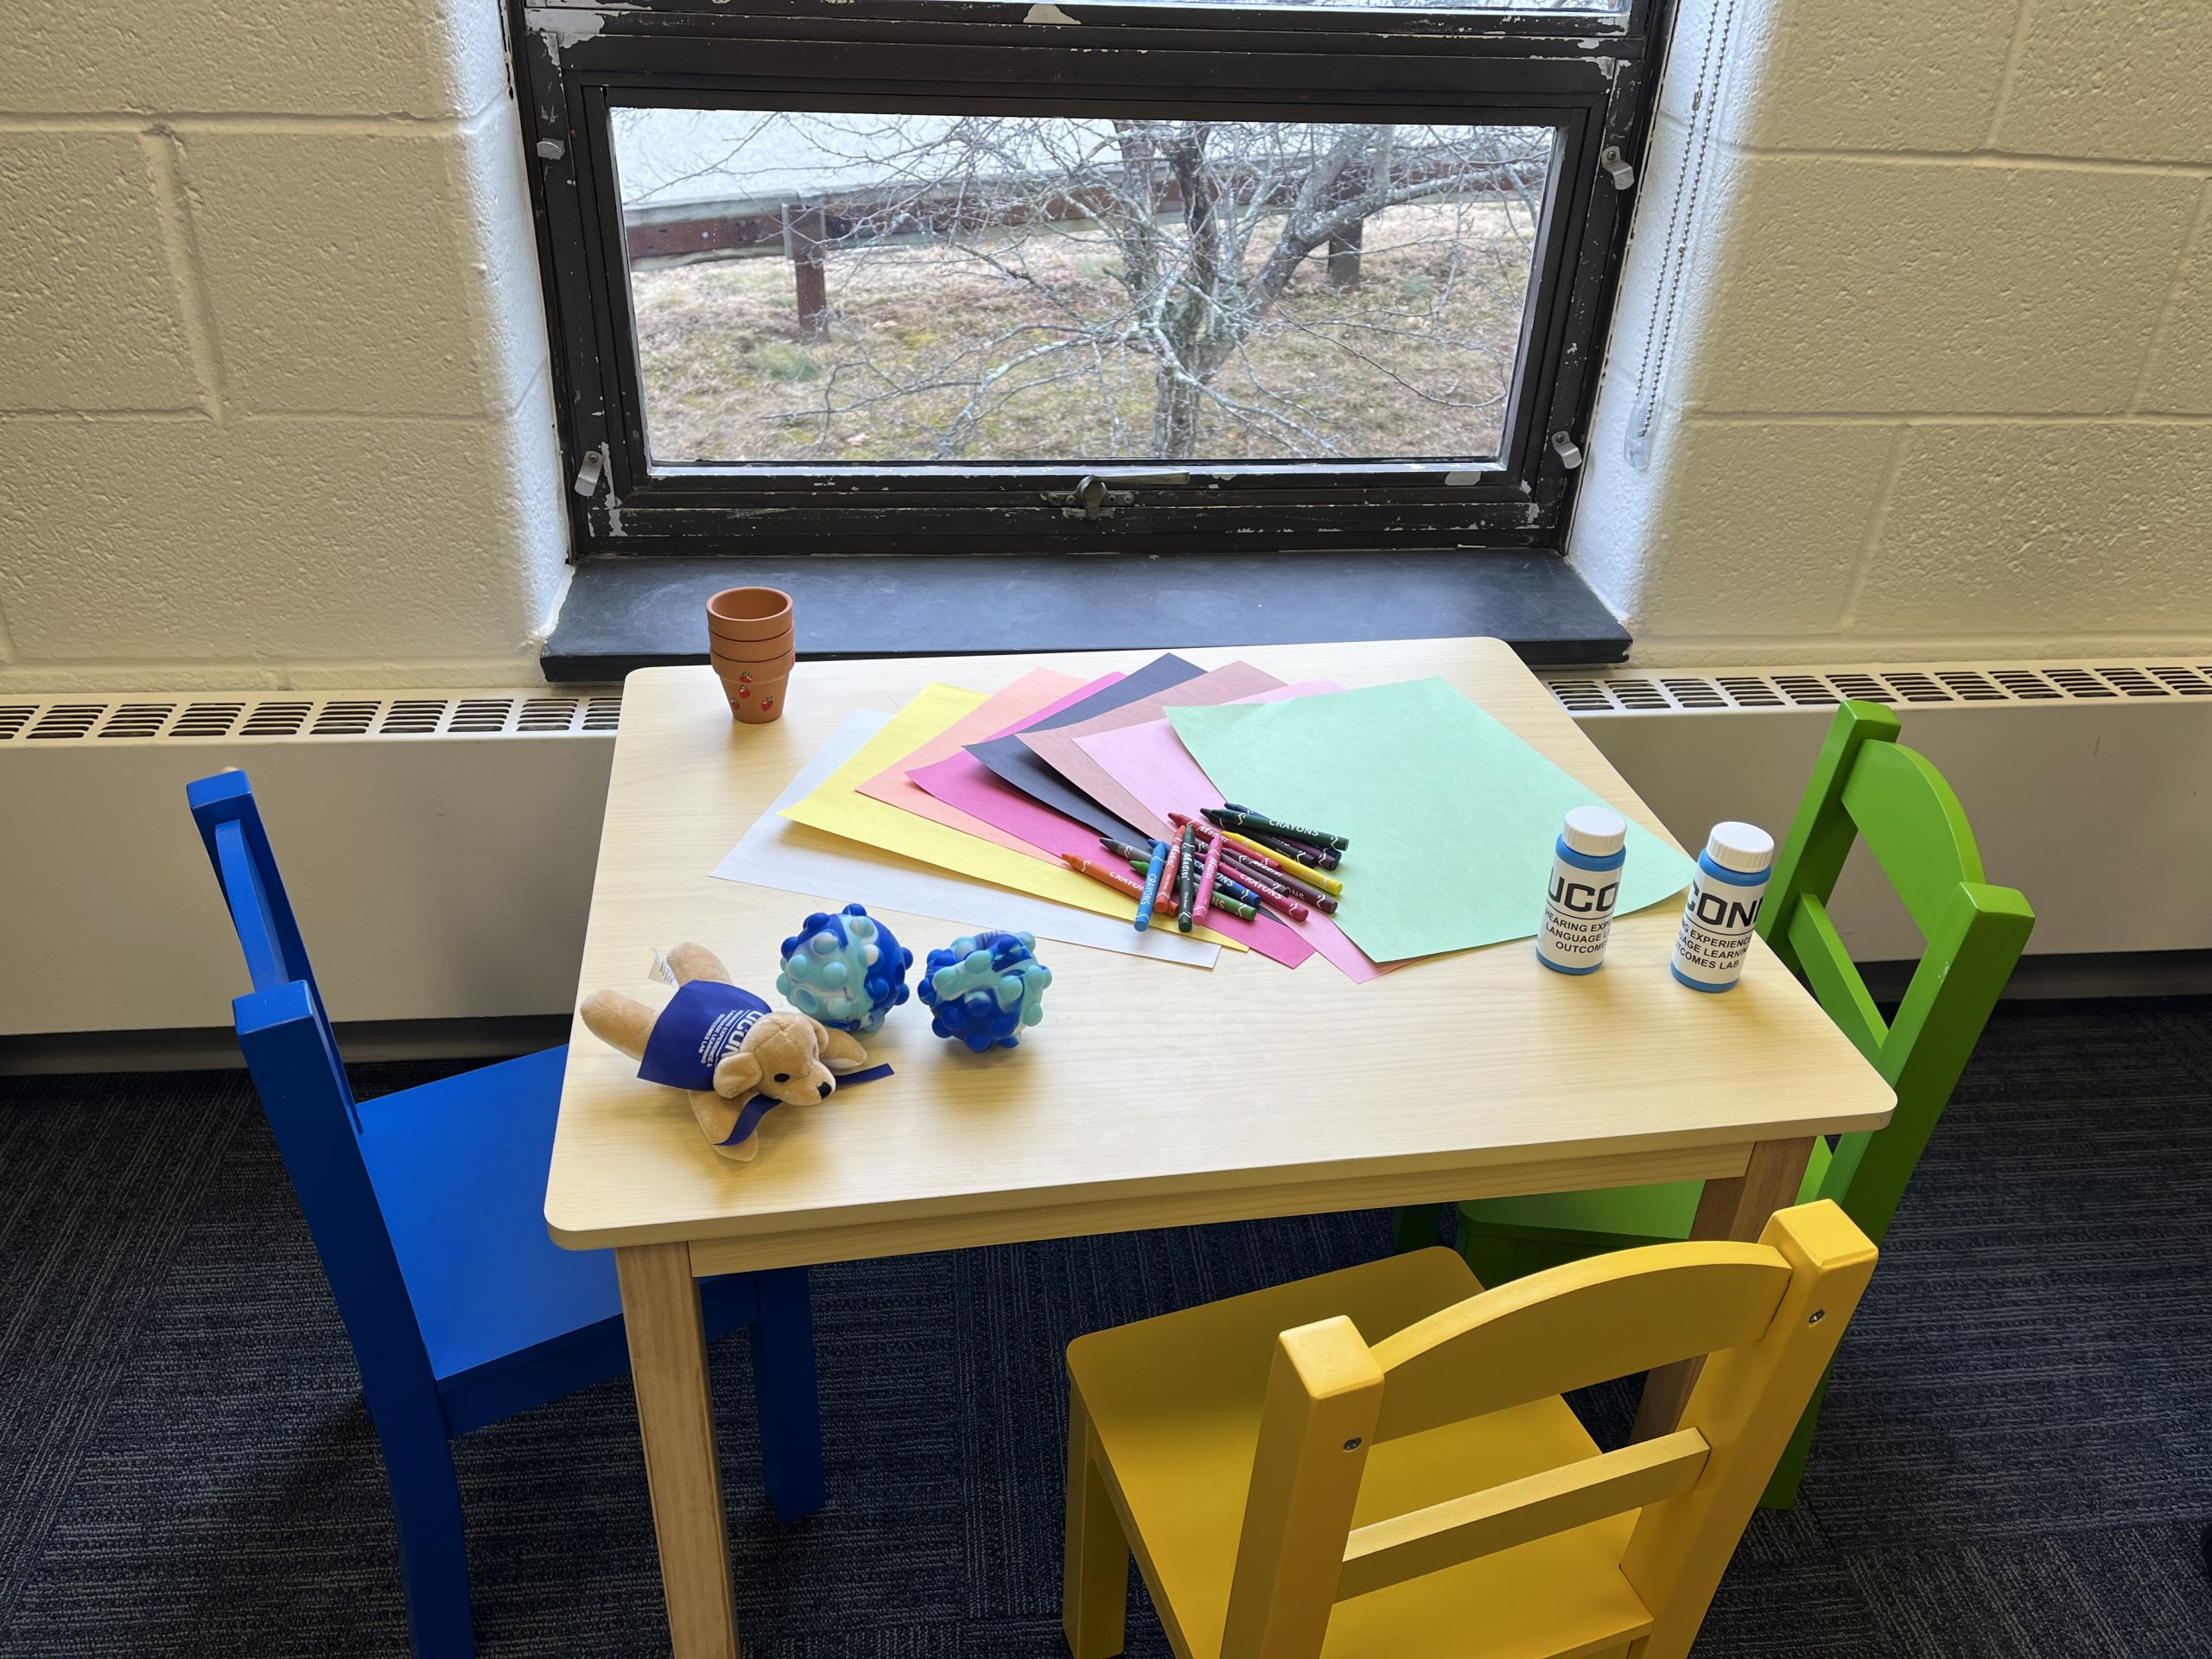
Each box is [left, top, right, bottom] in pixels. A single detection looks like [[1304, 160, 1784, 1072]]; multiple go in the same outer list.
[[712, 710, 1222, 969]]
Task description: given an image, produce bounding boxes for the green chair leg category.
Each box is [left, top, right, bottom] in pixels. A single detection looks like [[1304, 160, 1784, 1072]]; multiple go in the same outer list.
[[1759, 1364, 1834, 1510], [1456, 1228, 1529, 1289], [1392, 1205, 1447, 1254]]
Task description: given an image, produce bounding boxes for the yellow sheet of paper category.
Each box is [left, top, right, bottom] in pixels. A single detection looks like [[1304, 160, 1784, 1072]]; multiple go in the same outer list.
[[783, 683, 1245, 950]]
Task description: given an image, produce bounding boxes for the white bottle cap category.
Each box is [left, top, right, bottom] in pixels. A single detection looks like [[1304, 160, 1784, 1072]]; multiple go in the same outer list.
[[1561, 804, 1627, 857], [1705, 821, 1775, 874]]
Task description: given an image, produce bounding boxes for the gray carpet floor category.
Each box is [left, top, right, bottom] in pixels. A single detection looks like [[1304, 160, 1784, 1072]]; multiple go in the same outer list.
[[3, 996, 2211, 1656]]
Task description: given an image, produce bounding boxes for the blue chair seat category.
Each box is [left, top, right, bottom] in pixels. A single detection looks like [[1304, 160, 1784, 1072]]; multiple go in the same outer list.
[[365, 1047, 613, 1388]]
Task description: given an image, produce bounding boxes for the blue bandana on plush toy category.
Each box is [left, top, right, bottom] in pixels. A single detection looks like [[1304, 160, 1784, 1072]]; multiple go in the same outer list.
[[637, 980, 772, 1090]]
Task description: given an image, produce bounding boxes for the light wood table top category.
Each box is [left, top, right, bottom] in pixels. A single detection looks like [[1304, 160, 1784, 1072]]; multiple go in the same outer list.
[[546, 638, 1893, 1268]]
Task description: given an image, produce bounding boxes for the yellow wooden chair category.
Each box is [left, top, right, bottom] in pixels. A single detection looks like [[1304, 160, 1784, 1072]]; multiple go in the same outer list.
[[1063, 1201, 1874, 1659]]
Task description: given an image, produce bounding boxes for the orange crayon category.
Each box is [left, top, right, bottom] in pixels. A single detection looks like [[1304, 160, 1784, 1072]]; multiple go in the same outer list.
[[1062, 852, 1175, 915]]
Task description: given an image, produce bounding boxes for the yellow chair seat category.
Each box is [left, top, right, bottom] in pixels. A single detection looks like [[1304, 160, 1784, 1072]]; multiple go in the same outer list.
[[1068, 1248, 1656, 1659]]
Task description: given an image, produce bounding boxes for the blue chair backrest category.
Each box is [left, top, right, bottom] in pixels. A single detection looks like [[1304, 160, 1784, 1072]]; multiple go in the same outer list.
[[188, 770, 440, 1415], [188, 769, 357, 1128]]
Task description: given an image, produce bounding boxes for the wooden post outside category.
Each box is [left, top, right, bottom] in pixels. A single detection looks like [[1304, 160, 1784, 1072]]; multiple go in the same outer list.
[[784, 203, 829, 340], [1326, 223, 1364, 293], [1324, 163, 1369, 293]]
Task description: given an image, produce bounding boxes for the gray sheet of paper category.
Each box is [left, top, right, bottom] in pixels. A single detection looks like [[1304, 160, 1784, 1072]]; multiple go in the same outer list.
[[716, 709, 1220, 967], [963, 653, 1205, 843]]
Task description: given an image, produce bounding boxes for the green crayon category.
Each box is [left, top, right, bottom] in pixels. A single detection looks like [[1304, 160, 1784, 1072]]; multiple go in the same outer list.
[[1243, 826, 1342, 871], [1176, 823, 1198, 931], [1211, 804, 1349, 853]]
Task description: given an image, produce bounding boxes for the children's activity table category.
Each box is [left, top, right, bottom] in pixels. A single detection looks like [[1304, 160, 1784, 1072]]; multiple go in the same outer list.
[[545, 638, 1894, 1659]]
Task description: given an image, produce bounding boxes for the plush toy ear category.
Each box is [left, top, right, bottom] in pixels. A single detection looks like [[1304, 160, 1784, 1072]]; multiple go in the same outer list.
[[808, 1017, 870, 1074], [711, 1049, 764, 1099], [668, 942, 734, 986]]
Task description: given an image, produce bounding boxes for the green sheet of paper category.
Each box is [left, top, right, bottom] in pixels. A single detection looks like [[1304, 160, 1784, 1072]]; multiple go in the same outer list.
[[1169, 678, 1694, 963]]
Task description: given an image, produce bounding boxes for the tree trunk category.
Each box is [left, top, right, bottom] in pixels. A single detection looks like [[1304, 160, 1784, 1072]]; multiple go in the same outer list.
[[1152, 362, 1205, 459]]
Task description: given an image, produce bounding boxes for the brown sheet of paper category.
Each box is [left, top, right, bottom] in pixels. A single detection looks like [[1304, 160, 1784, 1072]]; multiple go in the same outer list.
[[1016, 660, 1285, 840]]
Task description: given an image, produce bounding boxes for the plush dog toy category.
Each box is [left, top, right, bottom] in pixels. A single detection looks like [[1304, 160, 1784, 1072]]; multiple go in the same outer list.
[[579, 942, 870, 1162]]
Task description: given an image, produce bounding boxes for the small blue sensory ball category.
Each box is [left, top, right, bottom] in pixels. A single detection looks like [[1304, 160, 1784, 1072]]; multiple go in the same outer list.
[[916, 931, 1052, 1053], [776, 904, 912, 1034]]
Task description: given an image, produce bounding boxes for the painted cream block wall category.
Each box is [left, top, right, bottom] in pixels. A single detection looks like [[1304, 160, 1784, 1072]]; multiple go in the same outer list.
[[0, 0, 569, 691], [1573, 0, 2212, 666]]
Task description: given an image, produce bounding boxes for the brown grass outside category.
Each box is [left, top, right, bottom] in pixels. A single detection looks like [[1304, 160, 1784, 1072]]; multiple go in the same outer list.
[[629, 200, 1541, 467]]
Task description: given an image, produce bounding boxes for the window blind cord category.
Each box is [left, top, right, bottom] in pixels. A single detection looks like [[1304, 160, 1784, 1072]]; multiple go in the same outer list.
[[1624, 0, 1740, 471]]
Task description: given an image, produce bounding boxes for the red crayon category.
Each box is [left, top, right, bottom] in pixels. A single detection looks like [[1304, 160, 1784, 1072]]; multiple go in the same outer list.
[[1222, 848, 1338, 913], [1214, 850, 1313, 922], [1194, 826, 1340, 913], [1173, 813, 1319, 904], [1190, 823, 1226, 926], [1062, 852, 1175, 914]]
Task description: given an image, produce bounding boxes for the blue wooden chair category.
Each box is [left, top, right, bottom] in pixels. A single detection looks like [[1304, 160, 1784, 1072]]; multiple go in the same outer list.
[[187, 769, 824, 1657]]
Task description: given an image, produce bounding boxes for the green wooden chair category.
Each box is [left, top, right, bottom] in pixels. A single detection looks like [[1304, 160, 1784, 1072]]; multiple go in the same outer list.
[[1396, 700, 2034, 1508]]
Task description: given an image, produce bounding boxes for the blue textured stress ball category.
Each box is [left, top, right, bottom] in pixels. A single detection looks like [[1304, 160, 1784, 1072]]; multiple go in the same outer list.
[[776, 905, 912, 1034], [917, 931, 1052, 1053]]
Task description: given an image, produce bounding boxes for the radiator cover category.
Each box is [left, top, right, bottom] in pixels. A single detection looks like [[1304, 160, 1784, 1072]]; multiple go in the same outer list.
[[3, 660, 2205, 1041], [1545, 661, 2212, 961], [1, 693, 617, 1037]]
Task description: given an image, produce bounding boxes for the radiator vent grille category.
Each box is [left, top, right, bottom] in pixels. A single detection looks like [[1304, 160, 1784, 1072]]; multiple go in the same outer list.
[[1546, 660, 2212, 714], [0, 691, 622, 742]]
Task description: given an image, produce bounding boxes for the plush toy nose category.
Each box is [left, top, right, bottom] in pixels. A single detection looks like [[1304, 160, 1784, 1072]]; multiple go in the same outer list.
[[817, 1080, 833, 1099]]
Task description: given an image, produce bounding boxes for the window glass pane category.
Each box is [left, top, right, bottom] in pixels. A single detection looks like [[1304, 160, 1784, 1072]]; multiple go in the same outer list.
[[614, 110, 1556, 467]]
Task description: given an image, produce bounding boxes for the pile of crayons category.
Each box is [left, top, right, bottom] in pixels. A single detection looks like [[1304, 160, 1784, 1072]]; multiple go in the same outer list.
[[1058, 804, 1351, 935]]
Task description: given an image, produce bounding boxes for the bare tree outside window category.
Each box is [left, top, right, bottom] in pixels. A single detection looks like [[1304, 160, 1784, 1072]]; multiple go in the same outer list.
[[614, 110, 1556, 467]]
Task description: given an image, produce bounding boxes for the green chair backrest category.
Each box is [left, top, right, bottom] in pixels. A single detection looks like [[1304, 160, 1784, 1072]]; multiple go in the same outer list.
[[1759, 702, 2035, 1246]]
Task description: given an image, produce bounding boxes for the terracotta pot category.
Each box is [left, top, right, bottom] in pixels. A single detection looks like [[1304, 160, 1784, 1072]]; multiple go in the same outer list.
[[709, 633, 794, 670], [712, 654, 791, 698], [721, 672, 791, 724], [705, 586, 794, 645]]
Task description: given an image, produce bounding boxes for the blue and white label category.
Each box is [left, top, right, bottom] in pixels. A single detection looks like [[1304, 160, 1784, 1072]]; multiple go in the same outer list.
[[638, 980, 771, 1090], [1669, 863, 1768, 991], [1536, 840, 1624, 974]]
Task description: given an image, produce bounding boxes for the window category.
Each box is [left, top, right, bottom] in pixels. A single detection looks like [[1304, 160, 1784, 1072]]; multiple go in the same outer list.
[[519, 0, 1666, 556]]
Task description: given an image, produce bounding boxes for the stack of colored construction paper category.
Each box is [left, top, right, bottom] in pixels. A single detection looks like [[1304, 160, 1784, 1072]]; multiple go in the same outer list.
[[718, 653, 1691, 982]]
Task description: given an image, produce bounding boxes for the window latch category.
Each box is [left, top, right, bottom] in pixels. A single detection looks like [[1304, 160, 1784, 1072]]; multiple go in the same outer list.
[[1599, 147, 1636, 191], [1064, 471, 1190, 520], [572, 448, 606, 497], [1550, 430, 1586, 470]]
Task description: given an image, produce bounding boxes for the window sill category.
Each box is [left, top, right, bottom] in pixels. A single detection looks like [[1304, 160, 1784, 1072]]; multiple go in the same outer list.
[[538, 552, 1629, 683]]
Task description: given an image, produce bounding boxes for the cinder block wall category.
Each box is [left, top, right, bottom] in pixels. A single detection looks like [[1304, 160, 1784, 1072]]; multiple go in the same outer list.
[[0, 0, 568, 691], [1575, 0, 2212, 666]]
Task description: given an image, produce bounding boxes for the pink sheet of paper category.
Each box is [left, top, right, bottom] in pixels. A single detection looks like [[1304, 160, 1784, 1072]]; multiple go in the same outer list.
[[1074, 681, 1399, 984], [855, 666, 1091, 862], [905, 747, 1316, 969], [1015, 660, 1285, 838]]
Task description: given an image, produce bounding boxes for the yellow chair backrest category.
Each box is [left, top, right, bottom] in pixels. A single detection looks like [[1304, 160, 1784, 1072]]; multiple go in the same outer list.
[[1221, 1200, 1877, 1659]]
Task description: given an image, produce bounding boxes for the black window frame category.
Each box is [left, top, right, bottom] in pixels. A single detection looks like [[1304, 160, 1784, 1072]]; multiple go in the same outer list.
[[515, 0, 1669, 558]]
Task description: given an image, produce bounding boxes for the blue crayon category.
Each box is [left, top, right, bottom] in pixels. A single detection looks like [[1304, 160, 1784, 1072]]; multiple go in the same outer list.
[[1133, 838, 1170, 933]]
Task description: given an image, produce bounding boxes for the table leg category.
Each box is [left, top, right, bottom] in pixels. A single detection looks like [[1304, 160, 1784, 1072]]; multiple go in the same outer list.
[[617, 1242, 739, 1659], [1631, 1136, 1815, 1443]]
